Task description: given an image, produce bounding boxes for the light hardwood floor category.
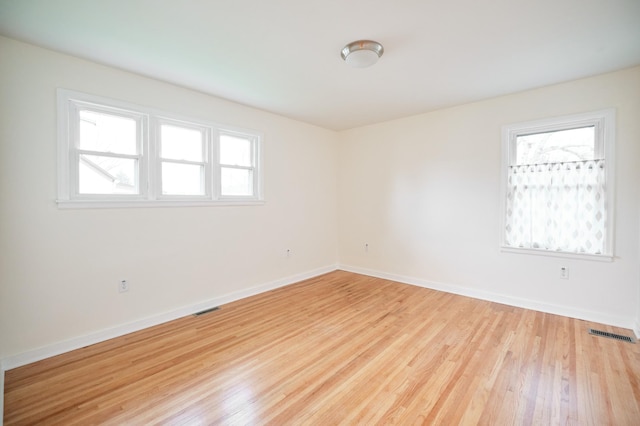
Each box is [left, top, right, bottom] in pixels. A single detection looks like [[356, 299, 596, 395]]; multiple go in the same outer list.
[[4, 271, 640, 424]]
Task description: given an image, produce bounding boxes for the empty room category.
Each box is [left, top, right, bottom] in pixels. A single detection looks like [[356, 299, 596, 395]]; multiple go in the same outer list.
[[1, 1, 639, 424]]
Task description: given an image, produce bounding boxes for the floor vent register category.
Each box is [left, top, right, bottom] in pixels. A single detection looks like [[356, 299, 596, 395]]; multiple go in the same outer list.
[[588, 328, 636, 344]]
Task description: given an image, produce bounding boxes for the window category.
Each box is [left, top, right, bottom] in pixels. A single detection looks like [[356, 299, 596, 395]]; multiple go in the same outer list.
[[75, 106, 145, 197], [500, 109, 615, 259], [219, 132, 257, 197], [57, 89, 262, 207], [158, 120, 208, 197]]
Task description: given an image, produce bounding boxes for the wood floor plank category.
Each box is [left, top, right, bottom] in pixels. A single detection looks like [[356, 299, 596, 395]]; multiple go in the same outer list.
[[4, 270, 640, 424]]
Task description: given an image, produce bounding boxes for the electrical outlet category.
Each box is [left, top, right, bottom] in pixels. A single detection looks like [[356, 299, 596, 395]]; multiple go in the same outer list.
[[285, 249, 292, 258], [560, 267, 569, 279], [365, 243, 369, 252], [119, 280, 130, 293]]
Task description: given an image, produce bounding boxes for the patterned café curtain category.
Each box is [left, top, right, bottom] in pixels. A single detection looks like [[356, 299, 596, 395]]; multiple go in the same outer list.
[[505, 159, 606, 254]]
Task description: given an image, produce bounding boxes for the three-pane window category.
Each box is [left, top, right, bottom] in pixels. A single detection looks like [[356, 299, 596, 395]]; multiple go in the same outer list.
[[58, 89, 262, 207]]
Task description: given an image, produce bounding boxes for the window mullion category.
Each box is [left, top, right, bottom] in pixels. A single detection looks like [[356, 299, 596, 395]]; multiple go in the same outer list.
[[139, 114, 150, 199], [212, 128, 221, 200], [204, 127, 213, 200]]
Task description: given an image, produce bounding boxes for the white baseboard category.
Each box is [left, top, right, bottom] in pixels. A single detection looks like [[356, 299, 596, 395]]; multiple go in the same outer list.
[[634, 320, 640, 340], [1, 265, 337, 371], [338, 264, 635, 331]]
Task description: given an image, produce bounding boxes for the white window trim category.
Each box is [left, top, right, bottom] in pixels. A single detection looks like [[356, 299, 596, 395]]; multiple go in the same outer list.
[[57, 89, 264, 208], [499, 109, 616, 261]]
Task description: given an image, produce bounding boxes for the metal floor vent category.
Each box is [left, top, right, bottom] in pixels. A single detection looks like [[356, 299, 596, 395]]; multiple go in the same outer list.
[[588, 328, 636, 344], [193, 306, 220, 316]]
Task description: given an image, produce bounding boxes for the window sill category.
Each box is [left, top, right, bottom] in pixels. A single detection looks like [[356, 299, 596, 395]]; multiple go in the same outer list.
[[56, 199, 265, 209], [500, 246, 613, 262]]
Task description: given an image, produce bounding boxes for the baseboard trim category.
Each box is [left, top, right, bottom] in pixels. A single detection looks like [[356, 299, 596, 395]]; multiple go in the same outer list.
[[1, 264, 338, 371], [634, 320, 640, 340], [338, 264, 635, 331]]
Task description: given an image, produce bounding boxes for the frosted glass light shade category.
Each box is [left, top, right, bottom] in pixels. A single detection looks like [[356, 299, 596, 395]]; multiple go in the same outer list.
[[341, 40, 384, 68], [345, 49, 379, 68]]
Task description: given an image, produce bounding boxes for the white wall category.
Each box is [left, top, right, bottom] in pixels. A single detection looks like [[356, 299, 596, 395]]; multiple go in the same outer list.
[[0, 36, 339, 363], [1, 34, 639, 368], [338, 66, 640, 329]]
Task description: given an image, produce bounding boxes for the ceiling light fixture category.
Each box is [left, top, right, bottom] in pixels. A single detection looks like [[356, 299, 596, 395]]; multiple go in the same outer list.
[[341, 40, 384, 68]]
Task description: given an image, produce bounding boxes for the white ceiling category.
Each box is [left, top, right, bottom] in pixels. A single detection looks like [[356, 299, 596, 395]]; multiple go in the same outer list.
[[1, 0, 639, 130]]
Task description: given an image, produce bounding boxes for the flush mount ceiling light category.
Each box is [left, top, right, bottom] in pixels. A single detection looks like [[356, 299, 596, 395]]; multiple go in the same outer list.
[[341, 40, 384, 68]]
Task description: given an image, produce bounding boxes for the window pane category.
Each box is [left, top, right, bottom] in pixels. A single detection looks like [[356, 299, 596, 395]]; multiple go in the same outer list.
[[220, 134, 252, 166], [162, 162, 204, 195], [161, 125, 203, 162], [79, 110, 137, 155], [79, 155, 137, 194], [516, 126, 595, 165], [221, 167, 253, 196]]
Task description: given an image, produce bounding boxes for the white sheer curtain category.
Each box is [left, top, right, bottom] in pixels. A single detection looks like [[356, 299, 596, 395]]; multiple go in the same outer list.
[[505, 159, 606, 254]]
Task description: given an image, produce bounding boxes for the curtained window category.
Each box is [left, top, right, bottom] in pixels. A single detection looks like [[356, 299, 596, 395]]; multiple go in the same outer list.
[[501, 110, 615, 259]]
